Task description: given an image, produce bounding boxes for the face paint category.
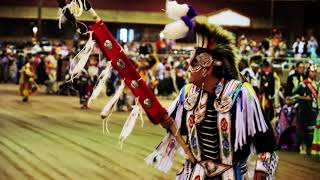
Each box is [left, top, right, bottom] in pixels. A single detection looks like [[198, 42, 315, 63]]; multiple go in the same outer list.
[[188, 48, 222, 73]]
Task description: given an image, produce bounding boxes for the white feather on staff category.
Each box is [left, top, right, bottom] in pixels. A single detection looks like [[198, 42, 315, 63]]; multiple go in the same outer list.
[[119, 99, 141, 148], [69, 31, 95, 82], [58, 9, 67, 29], [87, 61, 112, 106], [58, 0, 84, 29], [100, 81, 125, 133]]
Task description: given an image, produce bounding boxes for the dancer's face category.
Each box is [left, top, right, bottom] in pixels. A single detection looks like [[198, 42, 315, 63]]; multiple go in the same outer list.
[[189, 67, 206, 87], [188, 48, 215, 87]]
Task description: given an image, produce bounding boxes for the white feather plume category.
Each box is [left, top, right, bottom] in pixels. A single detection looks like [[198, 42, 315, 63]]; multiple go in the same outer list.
[[162, 19, 189, 40], [69, 31, 94, 82], [165, 0, 189, 20], [88, 61, 112, 106], [119, 104, 141, 148], [58, 8, 67, 29], [100, 81, 125, 133]]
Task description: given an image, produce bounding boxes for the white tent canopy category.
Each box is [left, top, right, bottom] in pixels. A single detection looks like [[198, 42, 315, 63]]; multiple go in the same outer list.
[[208, 9, 250, 27]]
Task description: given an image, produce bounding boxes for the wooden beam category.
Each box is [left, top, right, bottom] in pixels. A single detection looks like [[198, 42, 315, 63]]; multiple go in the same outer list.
[[0, 6, 271, 28], [0, 6, 172, 25]]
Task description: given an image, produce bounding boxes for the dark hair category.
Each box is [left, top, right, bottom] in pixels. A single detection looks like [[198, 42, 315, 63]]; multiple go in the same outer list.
[[146, 55, 157, 69], [296, 61, 303, 67], [305, 65, 315, 77], [262, 59, 270, 67], [210, 46, 240, 81], [240, 58, 249, 68]]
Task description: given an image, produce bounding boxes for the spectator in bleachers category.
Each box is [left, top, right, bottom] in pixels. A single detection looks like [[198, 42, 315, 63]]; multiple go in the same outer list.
[[260, 60, 276, 121], [292, 37, 301, 58], [158, 61, 174, 96], [174, 57, 187, 90], [294, 65, 318, 154], [307, 36, 318, 56], [155, 35, 167, 54], [16, 52, 26, 84], [7, 50, 17, 83], [44, 54, 57, 94], [284, 61, 306, 97], [0, 50, 10, 83], [240, 58, 261, 93], [311, 82, 320, 156]]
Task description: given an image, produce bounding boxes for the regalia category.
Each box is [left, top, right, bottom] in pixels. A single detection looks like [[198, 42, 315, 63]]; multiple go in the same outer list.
[[56, 1, 278, 179]]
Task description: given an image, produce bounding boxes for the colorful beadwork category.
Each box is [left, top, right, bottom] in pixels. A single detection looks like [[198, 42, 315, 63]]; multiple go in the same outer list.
[[190, 126, 201, 161], [184, 92, 199, 110], [222, 133, 230, 157], [220, 117, 230, 158], [188, 114, 195, 128], [221, 118, 228, 131]]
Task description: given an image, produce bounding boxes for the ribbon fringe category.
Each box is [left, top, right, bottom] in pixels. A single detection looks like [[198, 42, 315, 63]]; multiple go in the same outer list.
[[145, 133, 178, 173], [144, 86, 187, 172], [234, 83, 268, 151]]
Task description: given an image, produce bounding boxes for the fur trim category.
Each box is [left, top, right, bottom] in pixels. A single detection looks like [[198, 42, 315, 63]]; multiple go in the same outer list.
[[162, 19, 189, 39], [165, 0, 189, 20], [162, 1, 197, 40]]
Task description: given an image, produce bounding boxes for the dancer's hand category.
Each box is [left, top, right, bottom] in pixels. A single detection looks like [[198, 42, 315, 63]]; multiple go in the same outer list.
[[254, 170, 268, 180]]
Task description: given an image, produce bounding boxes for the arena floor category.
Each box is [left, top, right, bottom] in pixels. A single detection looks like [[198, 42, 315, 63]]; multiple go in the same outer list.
[[0, 84, 319, 180]]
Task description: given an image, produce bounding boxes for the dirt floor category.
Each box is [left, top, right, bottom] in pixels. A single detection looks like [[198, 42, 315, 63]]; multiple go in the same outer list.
[[0, 84, 319, 180]]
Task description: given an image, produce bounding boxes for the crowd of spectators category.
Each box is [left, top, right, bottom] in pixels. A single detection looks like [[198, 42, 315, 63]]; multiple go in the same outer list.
[[1, 33, 320, 156]]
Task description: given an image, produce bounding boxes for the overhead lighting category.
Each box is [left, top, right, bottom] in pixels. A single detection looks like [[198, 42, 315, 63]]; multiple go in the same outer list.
[[32, 26, 38, 34], [120, 28, 128, 43], [159, 32, 164, 39], [208, 9, 250, 27]]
